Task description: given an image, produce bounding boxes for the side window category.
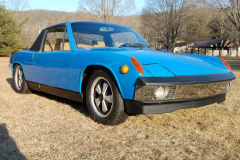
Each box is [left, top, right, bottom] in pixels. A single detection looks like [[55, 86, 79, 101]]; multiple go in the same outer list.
[[43, 26, 65, 52]]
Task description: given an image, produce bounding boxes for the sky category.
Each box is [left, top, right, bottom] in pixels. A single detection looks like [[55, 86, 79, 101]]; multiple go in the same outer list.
[[26, 0, 145, 13]]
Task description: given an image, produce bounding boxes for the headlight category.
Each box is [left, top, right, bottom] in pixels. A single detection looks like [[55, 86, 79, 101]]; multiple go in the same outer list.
[[134, 86, 176, 101], [154, 86, 169, 99]]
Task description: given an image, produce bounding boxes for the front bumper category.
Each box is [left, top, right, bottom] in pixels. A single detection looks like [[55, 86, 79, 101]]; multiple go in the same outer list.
[[125, 72, 236, 114], [125, 94, 225, 114]]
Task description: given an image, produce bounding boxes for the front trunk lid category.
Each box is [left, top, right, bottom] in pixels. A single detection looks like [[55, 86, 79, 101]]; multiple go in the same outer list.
[[129, 50, 224, 76]]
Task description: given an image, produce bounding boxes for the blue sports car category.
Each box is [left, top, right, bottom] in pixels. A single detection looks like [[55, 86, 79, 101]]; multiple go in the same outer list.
[[9, 21, 236, 125]]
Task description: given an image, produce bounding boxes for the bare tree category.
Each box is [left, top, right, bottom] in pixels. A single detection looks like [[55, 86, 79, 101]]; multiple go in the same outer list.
[[216, 0, 240, 43], [141, 11, 166, 50], [7, 0, 29, 12], [216, 0, 240, 57], [207, 9, 228, 39], [143, 0, 192, 52], [77, 0, 136, 23]]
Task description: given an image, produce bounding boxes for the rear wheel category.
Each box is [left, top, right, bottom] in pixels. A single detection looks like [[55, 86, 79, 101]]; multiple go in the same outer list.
[[13, 64, 31, 94], [86, 69, 127, 125]]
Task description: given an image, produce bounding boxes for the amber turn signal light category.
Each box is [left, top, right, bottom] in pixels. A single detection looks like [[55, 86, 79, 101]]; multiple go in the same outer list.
[[130, 56, 144, 75], [220, 58, 231, 71], [121, 65, 129, 74]]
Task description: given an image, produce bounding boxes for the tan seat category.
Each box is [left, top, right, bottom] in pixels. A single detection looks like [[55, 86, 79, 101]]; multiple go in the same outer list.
[[54, 39, 63, 51], [63, 42, 71, 50], [44, 44, 55, 52], [77, 41, 106, 48], [94, 41, 106, 47], [60, 41, 71, 51], [77, 44, 93, 48]]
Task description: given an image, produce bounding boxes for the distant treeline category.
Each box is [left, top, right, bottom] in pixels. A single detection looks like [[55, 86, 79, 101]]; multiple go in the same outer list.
[[14, 8, 235, 52], [0, 0, 232, 54]]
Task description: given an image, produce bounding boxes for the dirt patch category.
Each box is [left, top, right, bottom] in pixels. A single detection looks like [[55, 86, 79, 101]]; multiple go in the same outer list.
[[1, 57, 240, 159]]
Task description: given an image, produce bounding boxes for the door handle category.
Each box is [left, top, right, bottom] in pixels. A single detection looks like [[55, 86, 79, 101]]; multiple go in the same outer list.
[[34, 53, 37, 58]]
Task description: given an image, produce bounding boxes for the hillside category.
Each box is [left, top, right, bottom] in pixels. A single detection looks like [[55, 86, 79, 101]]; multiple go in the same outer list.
[[15, 10, 142, 47]]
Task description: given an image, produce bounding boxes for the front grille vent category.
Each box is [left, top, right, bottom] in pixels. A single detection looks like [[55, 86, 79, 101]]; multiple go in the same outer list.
[[165, 86, 177, 99]]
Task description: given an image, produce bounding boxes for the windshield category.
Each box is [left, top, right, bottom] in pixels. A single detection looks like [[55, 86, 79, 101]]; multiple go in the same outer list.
[[71, 22, 149, 48]]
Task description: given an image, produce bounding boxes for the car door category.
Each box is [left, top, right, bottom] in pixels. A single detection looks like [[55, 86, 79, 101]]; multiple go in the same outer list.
[[33, 25, 73, 91]]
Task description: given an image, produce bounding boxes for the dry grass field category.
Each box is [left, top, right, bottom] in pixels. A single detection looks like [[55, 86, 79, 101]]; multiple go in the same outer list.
[[0, 57, 240, 159]]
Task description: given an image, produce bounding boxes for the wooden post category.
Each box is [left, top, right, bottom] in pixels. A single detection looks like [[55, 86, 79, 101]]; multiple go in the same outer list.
[[198, 47, 199, 54], [219, 48, 221, 57], [237, 47, 239, 58]]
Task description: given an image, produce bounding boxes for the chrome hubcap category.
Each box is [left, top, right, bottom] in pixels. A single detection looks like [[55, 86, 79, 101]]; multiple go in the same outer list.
[[90, 77, 113, 118], [14, 66, 24, 91]]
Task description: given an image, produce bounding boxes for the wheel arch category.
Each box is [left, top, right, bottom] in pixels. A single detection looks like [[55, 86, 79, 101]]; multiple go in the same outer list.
[[80, 64, 124, 101], [12, 62, 26, 77]]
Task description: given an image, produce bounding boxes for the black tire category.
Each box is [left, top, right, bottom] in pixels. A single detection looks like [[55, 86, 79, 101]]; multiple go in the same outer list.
[[86, 69, 127, 125], [13, 64, 31, 94]]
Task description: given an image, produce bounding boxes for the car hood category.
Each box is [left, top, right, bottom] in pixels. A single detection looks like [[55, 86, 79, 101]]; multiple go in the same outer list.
[[122, 49, 225, 76], [88, 48, 226, 76]]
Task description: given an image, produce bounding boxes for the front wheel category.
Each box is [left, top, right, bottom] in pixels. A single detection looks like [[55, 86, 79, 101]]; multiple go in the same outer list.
[[86, 69, 127, 125], [13, 64, 31, 94]]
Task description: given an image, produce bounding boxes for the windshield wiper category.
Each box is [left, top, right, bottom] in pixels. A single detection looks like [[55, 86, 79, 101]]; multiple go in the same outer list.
[[129, 43, 145, 48], [119, 43, 130, 48], [119, 43, 145, 48]]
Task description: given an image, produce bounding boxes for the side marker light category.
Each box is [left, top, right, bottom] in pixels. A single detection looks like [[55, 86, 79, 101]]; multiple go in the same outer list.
[[121, 65, 129, 74]]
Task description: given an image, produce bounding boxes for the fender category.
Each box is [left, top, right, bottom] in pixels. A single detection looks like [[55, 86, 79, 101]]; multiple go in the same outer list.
[[12, 62, 26, 78], [79, 63, 124, 98]]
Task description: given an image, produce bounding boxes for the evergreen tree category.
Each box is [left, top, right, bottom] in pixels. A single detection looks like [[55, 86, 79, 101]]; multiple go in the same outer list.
[[0, 3, 26, 56]]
